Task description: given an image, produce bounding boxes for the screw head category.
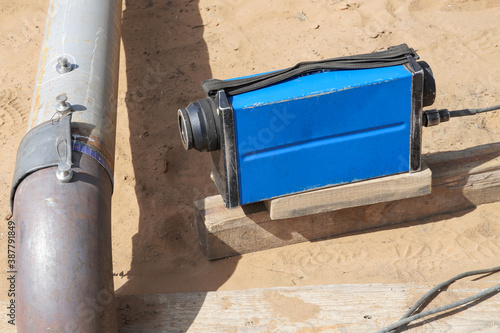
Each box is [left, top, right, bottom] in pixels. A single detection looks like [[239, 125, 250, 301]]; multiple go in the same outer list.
[[58, 57, 68, 66], [56, 94, 71, 113], [56, 162, 73, 182], [56, 94, 67, 104], [56, 57, 72, 74]]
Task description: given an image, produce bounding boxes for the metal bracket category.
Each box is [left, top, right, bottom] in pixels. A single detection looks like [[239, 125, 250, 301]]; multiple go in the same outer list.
[[405, 57, 424, 173], [209, 90, 240, 208], [11, 113, 73, 210]]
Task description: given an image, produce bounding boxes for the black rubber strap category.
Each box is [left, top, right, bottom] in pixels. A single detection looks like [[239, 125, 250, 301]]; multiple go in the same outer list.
[[202, 44, 419, 97]]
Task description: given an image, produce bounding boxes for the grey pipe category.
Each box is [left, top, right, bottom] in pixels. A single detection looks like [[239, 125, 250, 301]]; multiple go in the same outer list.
[[12, 0, 122, 331], [28, 0, 121, 168]]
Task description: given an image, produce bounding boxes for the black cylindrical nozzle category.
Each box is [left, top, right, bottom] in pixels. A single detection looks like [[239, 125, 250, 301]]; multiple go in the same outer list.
[[423, 109, 450, 127], [178, 97, 219, 152]]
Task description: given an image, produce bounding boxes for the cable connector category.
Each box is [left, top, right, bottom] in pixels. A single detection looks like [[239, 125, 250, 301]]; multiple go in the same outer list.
[[423, 103, 500, 127], [422, 109, 450, 127]]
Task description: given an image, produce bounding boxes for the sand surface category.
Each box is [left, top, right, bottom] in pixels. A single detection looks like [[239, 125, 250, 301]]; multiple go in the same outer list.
[[1, 0, 500, 315]]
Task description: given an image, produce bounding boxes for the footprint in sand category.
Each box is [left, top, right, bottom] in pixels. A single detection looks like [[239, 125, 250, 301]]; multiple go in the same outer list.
[[0, 88, 28, 133]]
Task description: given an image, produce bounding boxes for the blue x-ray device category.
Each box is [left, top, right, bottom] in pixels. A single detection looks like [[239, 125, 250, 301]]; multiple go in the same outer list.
[[178, 45, 436, 208]]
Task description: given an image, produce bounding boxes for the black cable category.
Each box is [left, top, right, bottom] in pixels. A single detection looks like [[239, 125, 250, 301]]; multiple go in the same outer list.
[[399, 265, 500, 320], [377, 283, 500, 333], [201, 44, 417, 96], [470, 104, 500, 114], [423, 104, 500, 126], [375, 265, 500, 333], [449, 104, 500, 118]]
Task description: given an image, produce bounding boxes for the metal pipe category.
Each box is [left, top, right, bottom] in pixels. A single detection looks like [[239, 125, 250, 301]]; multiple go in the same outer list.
[[14, 154, 116, 332], [28, 0, 122, 168], [12, 0, 122, 331]]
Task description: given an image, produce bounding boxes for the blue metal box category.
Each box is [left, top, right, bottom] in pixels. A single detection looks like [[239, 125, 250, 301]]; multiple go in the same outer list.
[[178, 46, 434, 208], [231, 65, 414, 205]]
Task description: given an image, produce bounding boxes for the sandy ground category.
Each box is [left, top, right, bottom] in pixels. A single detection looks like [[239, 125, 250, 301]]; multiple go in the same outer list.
[[1, 0, 500, 320]]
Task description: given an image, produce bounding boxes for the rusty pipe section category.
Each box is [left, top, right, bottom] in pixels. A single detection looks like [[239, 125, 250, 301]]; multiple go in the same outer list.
[[12, 0, 122, 332], [14, 154, 116, 332]]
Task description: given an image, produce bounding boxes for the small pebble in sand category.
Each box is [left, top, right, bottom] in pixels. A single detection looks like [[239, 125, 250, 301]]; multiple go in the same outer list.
[[298, 10, 307, 21]]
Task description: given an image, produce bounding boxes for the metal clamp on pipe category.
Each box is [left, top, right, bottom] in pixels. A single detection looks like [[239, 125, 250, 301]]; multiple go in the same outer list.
[[11, 111, 73, 210]]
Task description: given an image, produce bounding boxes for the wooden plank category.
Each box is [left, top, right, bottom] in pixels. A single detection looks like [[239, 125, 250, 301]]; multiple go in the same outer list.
[[117, 283, 500, 332], [265, 162, 432, 220], [195, 143, 500, 259], [3, 282, 498, 331]]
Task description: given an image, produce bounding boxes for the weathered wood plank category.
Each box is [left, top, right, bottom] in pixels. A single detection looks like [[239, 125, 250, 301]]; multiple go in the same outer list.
[[3, 282, 498, 332], [195, 143, 500, 259], [265, 162, 432, 220], [116, 283, 500, 332]]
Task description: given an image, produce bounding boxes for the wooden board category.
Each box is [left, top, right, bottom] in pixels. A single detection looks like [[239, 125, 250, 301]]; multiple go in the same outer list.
[[265, 162, 432, 220], [116, 283, 500, 332], [195, 143, 500, 259], [2, 282, 499, 332]]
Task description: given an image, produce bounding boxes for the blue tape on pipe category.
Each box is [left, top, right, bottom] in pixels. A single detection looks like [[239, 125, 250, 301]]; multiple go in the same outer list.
[[72, 140, 114, 184]]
